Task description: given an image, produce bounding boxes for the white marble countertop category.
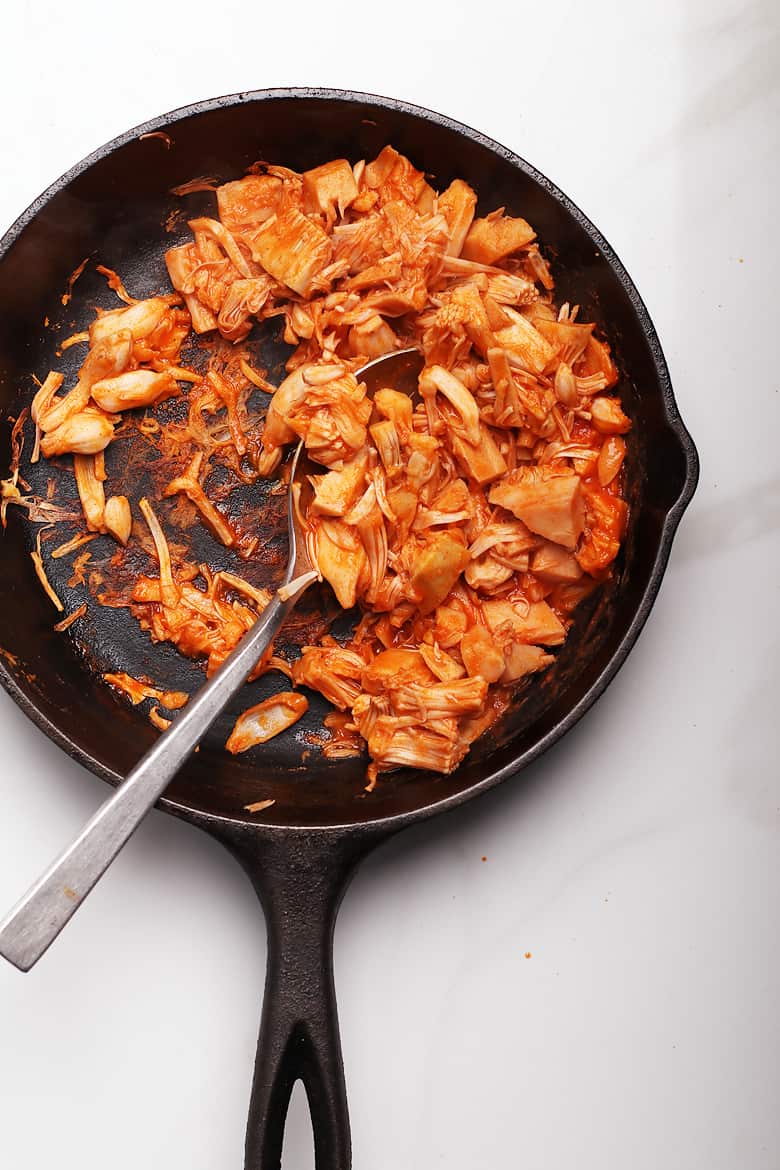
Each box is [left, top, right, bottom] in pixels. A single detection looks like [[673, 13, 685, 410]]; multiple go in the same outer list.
[[0, 2, 777, 1166]]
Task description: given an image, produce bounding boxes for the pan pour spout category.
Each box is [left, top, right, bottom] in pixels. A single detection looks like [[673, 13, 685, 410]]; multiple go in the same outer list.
[[0, 347, 424, 975]]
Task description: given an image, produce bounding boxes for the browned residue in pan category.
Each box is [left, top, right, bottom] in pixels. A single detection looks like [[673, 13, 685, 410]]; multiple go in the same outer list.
[[61, 258, 89, 307], [53, 603, 87, 633], [164, 208, 185, 234], [139, 131, 174, 149], [244, 799, 276, 813], [96, 265, 136, 305], [169, 176, 221, 196]]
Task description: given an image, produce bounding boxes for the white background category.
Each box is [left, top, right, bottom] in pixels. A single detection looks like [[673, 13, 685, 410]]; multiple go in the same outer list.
[[0, 2, 778, 1167]]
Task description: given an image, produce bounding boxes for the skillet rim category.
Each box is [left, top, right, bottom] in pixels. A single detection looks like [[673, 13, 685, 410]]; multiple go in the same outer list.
[[0, 86, 699, 834]]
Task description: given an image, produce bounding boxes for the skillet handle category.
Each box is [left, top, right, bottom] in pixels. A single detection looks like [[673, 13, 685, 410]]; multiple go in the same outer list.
[[222, 828, 382, 1170]]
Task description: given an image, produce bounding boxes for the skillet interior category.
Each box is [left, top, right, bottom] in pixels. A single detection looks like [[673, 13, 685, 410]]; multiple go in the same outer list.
[[0, 91, 695, 829]]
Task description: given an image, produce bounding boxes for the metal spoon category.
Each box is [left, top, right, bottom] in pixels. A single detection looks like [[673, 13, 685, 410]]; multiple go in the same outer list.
[[0, 347, 424, 972]]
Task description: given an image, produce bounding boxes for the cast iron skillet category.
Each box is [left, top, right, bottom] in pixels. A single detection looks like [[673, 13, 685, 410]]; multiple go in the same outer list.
[[0, 89, 698, 1168]]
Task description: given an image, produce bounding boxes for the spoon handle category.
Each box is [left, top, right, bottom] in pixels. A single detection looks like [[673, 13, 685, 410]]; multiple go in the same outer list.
[[0, 573, 315, 972]]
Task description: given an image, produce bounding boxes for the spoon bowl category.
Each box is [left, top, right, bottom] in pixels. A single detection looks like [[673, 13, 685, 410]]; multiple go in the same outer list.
[[287, 347, 424, 583]]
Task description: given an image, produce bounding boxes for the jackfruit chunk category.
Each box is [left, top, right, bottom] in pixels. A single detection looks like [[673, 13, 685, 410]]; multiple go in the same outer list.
[[490, 467, 584, 550], [302, 159, 359, 223], [531, 542, 583, 583], [483, 599, 566, 646], [438, 179, 477, 257], [411, 534, 471, 615], [250, 206, 332, 295], [462, 214, 536, 264]]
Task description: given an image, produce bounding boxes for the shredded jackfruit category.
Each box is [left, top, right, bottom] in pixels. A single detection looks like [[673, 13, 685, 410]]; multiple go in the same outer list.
[[7, 145, 631, 785]]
